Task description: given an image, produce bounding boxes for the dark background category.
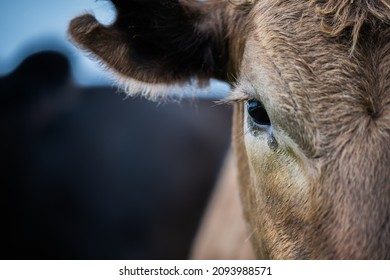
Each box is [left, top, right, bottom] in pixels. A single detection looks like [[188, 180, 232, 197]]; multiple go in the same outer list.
[[0, 1, 232, 259], [0, 50, 232, 260]]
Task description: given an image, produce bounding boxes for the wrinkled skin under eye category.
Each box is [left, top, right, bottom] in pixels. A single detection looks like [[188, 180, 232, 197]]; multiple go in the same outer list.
[[246, 100, 278, 150]]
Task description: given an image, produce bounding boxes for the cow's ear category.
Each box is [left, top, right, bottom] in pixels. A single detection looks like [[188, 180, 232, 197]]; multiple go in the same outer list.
[[68, 0, 252, 99]]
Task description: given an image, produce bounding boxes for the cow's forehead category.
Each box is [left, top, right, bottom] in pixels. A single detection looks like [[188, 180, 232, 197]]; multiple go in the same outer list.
[[238, 0, 390, 157]]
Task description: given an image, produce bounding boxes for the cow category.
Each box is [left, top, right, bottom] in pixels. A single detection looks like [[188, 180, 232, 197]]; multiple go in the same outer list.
[[68, 0, 390, 259]]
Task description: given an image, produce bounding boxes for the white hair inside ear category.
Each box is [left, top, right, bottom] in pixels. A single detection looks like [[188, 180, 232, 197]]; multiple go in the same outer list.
[[115, 74, 230, 101]]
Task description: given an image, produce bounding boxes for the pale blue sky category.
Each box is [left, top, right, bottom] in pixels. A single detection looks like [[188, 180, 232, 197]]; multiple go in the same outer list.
[[0, 0, 115, 85]]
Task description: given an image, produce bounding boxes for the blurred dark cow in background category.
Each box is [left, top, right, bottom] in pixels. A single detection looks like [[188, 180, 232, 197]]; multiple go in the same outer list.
[[69, 0, 390, 259], [0, 50, 231, 259]]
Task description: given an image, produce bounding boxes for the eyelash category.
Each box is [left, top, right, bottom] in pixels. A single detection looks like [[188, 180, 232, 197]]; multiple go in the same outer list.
[[222, 90, 278, 148], [221, 92, 271, 128], [221, 90, 250, 104]]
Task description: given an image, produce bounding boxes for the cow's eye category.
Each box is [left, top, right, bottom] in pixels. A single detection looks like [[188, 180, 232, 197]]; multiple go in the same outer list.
[[247, 100, 271, 127]]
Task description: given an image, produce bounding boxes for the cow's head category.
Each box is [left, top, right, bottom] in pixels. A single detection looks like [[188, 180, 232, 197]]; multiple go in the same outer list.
[[69, 0, 390, 259]]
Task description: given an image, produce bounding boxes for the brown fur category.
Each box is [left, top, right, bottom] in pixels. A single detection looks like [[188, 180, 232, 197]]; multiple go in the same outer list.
[[312, 0, 390, 49], [191, 151, 255, 259], [69, 0, 390, 259], [235, 0, 390, 258]]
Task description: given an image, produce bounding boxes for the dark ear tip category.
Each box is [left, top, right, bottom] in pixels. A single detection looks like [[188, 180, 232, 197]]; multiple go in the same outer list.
[[68, 14, 100, 42]]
